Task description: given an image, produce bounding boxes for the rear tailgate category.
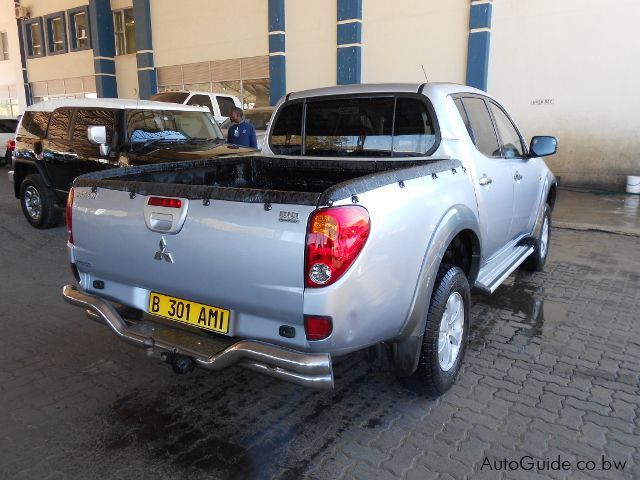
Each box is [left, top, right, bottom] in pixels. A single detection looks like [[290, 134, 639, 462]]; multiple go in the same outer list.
[[70, 186, 315, 345]]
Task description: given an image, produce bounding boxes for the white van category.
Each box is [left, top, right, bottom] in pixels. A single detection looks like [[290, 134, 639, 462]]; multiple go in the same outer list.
[[149, 91, 241, 125]]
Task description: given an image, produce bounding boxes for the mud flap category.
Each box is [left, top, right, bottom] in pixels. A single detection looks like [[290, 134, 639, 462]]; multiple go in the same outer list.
[[391, 335, 423, 376]]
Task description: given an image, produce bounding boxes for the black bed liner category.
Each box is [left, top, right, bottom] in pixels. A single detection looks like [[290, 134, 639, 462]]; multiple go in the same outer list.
[[74, 155, 462, 206]]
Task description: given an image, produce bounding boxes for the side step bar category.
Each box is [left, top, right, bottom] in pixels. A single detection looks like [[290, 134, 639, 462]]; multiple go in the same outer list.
[[62, 285, 334, 389], [474, 245, 534, 294]]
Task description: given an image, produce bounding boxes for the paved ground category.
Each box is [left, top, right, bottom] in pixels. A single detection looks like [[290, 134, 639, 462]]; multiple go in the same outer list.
[[1, 170, 639, 480]]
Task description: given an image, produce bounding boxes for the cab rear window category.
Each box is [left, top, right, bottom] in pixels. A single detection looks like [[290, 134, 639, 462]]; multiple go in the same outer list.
[[270, 96, 438, 157]]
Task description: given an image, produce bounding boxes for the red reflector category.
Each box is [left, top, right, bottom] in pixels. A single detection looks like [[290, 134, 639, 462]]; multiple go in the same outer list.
[[7, 139, 15, 150], [304, 315, 333, 341], [148, 197, 182, 208], [66, 188, 74, 245]]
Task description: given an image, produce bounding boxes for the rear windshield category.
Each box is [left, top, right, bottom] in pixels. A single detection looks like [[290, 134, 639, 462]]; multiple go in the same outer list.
[[148, 92, 190, 104], [270, 96, 438, 157]]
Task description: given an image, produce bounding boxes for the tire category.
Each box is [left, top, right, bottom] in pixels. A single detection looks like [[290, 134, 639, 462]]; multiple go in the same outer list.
[[19, 174, 61, 229], [522, 204, 551, 272], [409, 265, 471, 396]]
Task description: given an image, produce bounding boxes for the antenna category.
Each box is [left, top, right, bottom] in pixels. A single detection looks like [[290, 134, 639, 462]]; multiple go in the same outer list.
[[421, 64, 429, 83]]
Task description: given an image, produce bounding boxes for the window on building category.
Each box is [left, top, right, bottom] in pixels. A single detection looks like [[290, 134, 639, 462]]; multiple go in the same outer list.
[[24, 18, 45, 58], [45, 13, 67, 54], [0, 99, 19, 117], [113, 9, 136, 55], [69, 7, 91, 51], [1, 32, 9, 60]]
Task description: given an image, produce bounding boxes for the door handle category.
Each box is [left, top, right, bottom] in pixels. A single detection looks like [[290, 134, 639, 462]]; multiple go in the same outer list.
[[514, 172, 523, 181], [479, 175, 493, 186]]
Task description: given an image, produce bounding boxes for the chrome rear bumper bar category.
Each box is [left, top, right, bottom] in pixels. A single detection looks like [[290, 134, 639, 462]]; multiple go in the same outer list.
[[62, 285, 333, 389]]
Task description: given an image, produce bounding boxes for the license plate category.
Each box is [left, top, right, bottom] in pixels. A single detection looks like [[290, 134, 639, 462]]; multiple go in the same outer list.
[[148, 292, 230, 334]]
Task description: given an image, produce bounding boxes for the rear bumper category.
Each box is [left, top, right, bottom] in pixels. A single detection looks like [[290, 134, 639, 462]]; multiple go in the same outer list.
[[62, 284, 334, 389]]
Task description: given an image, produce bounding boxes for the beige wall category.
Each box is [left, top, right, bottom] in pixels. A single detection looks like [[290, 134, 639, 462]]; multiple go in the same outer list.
[[285, 0, 336, 91], [26, 50, 94, 83], [18, 0, 86, 17], [489, 0, 640, 189], [151, 0, 268, 67], [362, 0, 469, 83], [0, 0, 27, 112], [115, 54, 138, 99]]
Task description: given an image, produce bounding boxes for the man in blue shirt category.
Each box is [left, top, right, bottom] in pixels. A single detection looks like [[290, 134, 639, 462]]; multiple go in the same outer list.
[[227, 107, 258, 149]]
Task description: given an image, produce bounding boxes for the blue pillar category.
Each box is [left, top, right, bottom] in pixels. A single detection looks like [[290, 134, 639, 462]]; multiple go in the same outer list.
[[337, 0, 362, 85], [89, 0, 118, 98], [15, 17, 32, 106], [466, 1, 493, 91], [268, 0, 286, 106], [133, 0, 157, 99]]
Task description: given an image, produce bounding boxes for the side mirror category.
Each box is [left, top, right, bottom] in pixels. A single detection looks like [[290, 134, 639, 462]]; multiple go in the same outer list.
[[87, 125, 110, 156], [529, 136, 558, 158]]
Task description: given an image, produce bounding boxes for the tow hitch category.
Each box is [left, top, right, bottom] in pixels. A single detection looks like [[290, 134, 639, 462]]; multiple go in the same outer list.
[[163, 352, 195, 375]]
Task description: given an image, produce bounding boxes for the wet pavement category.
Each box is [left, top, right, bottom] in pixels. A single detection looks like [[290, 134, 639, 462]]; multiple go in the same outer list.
[[1, 171, 639, 480], [554, 188, 640, 236]]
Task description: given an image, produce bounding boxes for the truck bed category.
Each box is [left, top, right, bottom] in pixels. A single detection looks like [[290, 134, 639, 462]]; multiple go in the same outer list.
[[74, 155, 461, 206]]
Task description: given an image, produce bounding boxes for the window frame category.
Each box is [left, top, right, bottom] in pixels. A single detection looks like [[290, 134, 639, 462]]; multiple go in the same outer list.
[[23, 17, 46, 59], [44, 12, 68, 56], [486, 99, 528, 159], [112, 8, 136, 56], [67, 6, 91, 52], [453, 94, 502, 160], [0, 31, 9, 61], [268, 92, 441, 158]]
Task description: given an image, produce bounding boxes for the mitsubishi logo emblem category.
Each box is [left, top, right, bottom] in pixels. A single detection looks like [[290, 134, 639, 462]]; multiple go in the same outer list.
[[154, 237, 174, 263]]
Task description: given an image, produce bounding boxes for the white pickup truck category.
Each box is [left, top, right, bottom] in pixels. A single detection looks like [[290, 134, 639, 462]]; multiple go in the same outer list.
[[62, 83, 557, 395]]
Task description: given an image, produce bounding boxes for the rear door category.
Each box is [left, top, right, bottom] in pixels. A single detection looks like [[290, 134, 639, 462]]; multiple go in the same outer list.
[[42, 108, 75, 193], [454, 96, 516, 260]]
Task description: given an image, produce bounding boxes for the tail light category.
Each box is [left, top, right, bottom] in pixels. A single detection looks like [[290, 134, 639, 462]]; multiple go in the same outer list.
[[305, 206, 370, 287], [66, 188, 74, 244], [304, 315, 333, 341], [6, 139, 15, 151]]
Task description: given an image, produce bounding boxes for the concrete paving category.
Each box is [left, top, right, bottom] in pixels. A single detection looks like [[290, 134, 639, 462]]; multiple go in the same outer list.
[[1, 168, 639, 479]]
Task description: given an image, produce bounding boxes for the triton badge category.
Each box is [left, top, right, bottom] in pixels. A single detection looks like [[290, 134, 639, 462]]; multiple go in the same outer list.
[[154, 237, 174, 263]]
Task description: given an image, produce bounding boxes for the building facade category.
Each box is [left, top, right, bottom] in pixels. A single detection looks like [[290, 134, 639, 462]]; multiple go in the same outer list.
[[0, 0, 638, 189]]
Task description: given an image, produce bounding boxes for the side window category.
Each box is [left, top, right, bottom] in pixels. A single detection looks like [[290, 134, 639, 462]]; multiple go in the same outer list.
[[19, 111, 50, 138], [187, 95, 214, 115], [270, 103, 303, 155], [47, 109, 73, 140], [217, 97, 236, 117], [488, 101, 525, 158], [72, 109, 116, 144], [392, 98, 436, 156], [453, 98, 474, 143], [0, 119, 17, 133], [461, 97, 500, 158]]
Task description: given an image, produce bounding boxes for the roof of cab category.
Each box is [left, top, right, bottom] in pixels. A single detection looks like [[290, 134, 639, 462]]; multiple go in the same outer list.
[[286, 82, 487, 101], [24, 98, 210, 113]]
